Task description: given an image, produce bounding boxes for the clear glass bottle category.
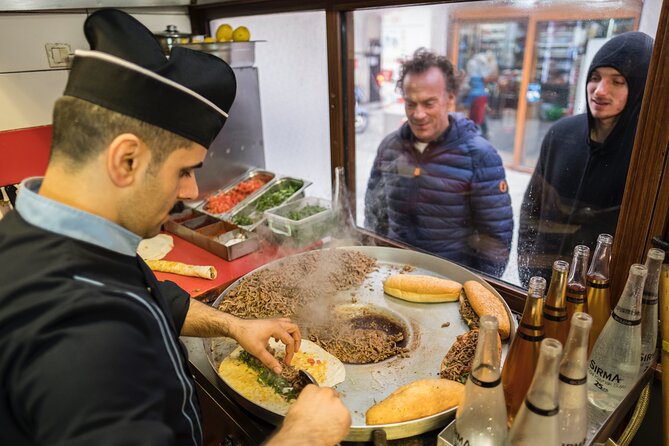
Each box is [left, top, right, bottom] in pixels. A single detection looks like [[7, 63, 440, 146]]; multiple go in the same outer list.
[[543, 260, 570, 346], [586, 234, 613, 352], [640, 248, 665, 374], [587, 263, 647, 411], [504, 338, 562, 446], [559, 312, 592, 446], [454, 315, 507, 446], [566, 245, 590, 329], [501, 276, 546, 425]]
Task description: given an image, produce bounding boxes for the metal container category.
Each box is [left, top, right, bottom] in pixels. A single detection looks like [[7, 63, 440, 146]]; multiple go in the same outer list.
[[175, 41, 260, 67], [227, 177, 311, 231], [165, 209, 259, 261], [205, 246, 516, 442], [154, 24, 192, 55], [196, 169, 275, 218]]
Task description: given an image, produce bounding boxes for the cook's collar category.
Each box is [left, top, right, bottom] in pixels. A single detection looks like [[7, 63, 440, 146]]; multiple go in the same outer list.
[[15, 177, 141, 256]]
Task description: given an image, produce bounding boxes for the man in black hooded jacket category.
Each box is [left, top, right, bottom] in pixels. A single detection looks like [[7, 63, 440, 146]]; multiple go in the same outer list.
[[518, 32, 654, 286]]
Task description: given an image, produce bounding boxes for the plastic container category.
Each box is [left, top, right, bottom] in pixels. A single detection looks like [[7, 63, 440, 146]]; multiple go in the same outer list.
[[227, 177, 310, 231], [265, 197, 333, 247]]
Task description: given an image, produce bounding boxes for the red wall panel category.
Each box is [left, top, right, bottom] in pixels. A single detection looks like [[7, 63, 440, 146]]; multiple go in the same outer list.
[[0, 126, 52, 186]]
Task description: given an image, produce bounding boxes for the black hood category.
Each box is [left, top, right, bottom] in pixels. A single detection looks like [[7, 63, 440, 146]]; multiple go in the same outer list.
[[585, 32, 654, 149]]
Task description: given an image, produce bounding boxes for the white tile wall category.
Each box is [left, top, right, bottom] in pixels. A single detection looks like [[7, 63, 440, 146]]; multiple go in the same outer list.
[[0, 9, 190, 132], [0, 70, 67, 131]]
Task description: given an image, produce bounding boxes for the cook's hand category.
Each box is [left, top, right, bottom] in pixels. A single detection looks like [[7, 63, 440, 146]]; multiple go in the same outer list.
[[266, 385, 351, 446], [230, 317, 301, 373]]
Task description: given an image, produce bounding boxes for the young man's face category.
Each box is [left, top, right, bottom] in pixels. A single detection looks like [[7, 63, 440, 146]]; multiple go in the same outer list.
[[587, 67, 629, 124], [125, 144, 205, 239], [402, 67, 455, 143]]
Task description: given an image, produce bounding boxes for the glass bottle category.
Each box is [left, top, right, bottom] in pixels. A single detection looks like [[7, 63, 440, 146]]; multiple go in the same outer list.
[[501, 276, 546, 425], [566, 245, 590, 330], [543, 260, 570, 346], [640, 248, 665, 374], [454, 315, 507, 446], [504, 338, 562, 446], [559, 312, 592, 446], [331, 166, 357, 242], [586, 234, 613, 352], [587, 263, 647, 411]]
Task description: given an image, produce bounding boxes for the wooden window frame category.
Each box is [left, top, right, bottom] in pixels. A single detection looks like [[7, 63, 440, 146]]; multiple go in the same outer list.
[[189, 0, 669, 312]]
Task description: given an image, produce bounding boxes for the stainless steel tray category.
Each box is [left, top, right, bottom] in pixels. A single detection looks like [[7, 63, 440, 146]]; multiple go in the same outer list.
[[195, 169, 275, 218], [205, 246, 516, 442], [227, 176, 311, 231]]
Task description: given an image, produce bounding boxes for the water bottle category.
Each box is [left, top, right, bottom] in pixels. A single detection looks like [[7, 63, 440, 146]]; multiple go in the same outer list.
[[586, 234, 613, 352], [543, 260, 570, 346], [640, 248, 665, 374], [501, 276, 546, 425], [587, 263, 647, 411], [504, 338, 562, 446], [559, 312, 592, 446], [454, 315, 507, 445], [566, 245, 590, 330]]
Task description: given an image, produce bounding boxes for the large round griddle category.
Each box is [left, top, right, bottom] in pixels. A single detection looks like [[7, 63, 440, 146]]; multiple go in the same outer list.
[[205, 246, 516, 442]]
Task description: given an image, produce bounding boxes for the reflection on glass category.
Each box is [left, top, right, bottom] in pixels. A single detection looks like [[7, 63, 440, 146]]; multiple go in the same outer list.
[[522, 18, 635, 169], [353, 0, 654, 287], [518, 32, 654, 286]]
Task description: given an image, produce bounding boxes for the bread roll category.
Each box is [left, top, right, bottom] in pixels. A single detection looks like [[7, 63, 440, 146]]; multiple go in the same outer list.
[[463, 281, 510, 340], [383, 274, 462, 303], [365, 378, 464, 425]]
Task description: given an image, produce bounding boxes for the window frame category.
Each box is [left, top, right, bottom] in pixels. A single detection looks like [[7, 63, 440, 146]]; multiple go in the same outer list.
[[189, 0, 669, 312]]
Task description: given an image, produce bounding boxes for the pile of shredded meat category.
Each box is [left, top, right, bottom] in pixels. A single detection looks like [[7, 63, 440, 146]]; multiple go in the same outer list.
[[218, 249, 377, 319], [440, 329, 479, 383], [308, 314, 408, 364]]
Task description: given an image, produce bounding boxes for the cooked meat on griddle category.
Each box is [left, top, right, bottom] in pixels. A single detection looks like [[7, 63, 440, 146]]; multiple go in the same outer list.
[[308, 316, 407, 364], [459, 290, 479, 330], [218, 250, 377, 319], [440, 329, 479, 383]]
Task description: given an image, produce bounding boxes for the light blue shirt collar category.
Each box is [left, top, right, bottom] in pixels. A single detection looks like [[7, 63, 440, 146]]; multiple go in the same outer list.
[[16, 177, 141, 256]]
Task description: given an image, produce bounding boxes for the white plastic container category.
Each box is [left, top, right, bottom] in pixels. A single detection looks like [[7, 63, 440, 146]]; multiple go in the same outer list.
[[264, 197, 333, 247]]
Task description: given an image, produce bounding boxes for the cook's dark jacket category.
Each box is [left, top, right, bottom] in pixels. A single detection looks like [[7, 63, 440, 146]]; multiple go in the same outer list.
[[0, 210, 201, 445]]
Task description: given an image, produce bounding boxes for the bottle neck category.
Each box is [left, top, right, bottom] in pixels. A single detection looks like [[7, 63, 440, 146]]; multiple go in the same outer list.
[[613, 267, 647, 324], [559, 320, 591, 381], [587, 243, 612, 279], [643, 257, 663, 305], [544, 269, 568, 311], [526, 340, 562, 413], [519, 295, 544, 340], [471, 322, 501, 386]]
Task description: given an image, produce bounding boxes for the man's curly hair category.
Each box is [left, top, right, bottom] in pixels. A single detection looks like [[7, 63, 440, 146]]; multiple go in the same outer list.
[[396, 48, 461, 95]]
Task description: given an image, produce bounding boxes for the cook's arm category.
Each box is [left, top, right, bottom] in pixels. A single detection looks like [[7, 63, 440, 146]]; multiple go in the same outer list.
[[181, 298, 301, 372]]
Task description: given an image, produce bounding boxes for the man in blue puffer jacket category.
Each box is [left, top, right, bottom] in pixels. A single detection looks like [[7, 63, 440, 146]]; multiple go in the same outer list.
[[364, 49, 513, 277]]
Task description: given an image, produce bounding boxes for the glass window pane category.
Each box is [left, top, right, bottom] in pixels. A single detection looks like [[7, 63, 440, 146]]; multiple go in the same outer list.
[[354, 0, 659, 287]]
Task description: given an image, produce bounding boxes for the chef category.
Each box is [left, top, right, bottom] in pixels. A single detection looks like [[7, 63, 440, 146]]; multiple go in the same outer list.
[[0, 8, 349, 446]]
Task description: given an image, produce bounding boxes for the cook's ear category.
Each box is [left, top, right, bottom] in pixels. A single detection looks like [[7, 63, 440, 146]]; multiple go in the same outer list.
[[106, 133, 150, 187]]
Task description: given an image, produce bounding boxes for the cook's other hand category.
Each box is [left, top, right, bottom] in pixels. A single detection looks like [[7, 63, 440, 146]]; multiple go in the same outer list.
[[266, 385, 351, 446], [231, 317, 301, 373]]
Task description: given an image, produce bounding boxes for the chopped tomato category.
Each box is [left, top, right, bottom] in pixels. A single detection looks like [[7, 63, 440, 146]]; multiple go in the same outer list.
[[307, 358, 315, 365], [204, 177, 267, 214]]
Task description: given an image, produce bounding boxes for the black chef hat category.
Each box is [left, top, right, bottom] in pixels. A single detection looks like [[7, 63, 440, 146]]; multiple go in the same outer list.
[[64, 8, 236, 148]]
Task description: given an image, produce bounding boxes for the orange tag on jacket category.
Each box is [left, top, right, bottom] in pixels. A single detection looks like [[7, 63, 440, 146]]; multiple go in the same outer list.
[[414, 167, 421, 177]]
